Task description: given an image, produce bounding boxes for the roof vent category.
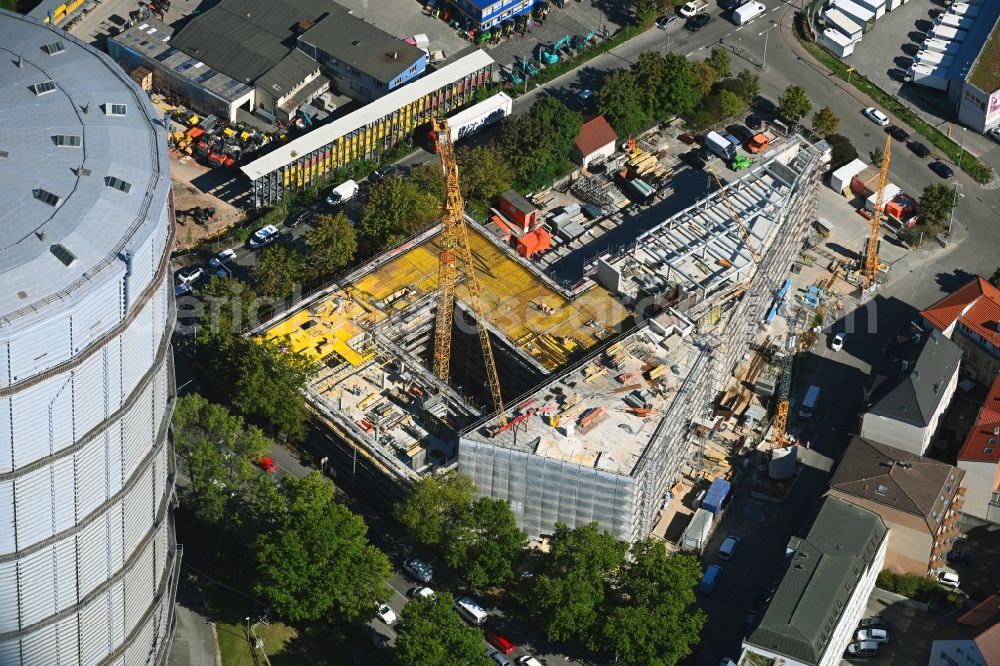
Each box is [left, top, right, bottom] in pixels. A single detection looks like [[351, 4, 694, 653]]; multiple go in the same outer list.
[[913, 369, 920, 380], [392, 50, 398, 59], [993, 426, 1000, 436], [50, 244, 76, 266], [33, 188, 60, 207], [876, 484, 888, 496], [42, 41, 65, 55], [900, 405, 908, 413], [30, 80, 57, 96], [0, 150, 8, 158], [82, 103, 90, 114], [76, 166, 91, 177], [35, 231, 45, 241], [104, 176, 132, 193], [933, 382, 940, 393], [16, 55, 22, 68], [17, 291, 27, 300], [352, 40, 361, 46]]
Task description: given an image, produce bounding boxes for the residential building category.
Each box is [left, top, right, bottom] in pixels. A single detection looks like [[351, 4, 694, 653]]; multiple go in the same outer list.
[[921, 276, 1000, 385], [930, 592, 1000, 666], [957, 374, 1000, 523], [741, 498, 888, 666], [826, 437, 964, 575], [860, 330, 961, 455], [450, 0, 539, 30], [0, 10, 177, 663], [572, 116, 618, 168]]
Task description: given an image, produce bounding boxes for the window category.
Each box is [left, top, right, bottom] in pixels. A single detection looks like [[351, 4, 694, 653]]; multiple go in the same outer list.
[[106, 103, 127, 116], [30, 80, 56, 96], [42, 41, 65, 55], [53, 134, 81, 147], [33, 188, 60, 207], [104, 176, 132, 193], [876, 484, 888, 496], [50, 244, 76, 266]]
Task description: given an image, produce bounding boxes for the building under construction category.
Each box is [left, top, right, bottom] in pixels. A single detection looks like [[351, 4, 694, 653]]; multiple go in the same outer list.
[[258, 137, 828, 541]]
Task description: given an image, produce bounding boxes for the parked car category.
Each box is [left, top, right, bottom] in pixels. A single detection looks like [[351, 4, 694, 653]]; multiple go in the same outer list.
[[727, 124, 754, 144], [929, 160, 955, 179], [403, 558, 433, 583], [680, 150, 708, 170], [370, 165, 400, 183], [407, 586, 435, 599], [989, 127, 1000, 145], [698, 564, 723, 594], [856, 628, 889, 644], [846, 641, 879, 658], [656, 14, 678, 29], [947, 548, 972, 565], [831, 332, 845, 351], [863, 107, 890, 126], [745, 114, 763, 130], [174, 283, 193, 297], [209, 248, 236, 268], [908, 140, 931, 158], [938, 571, 961, 587], [486, 631, 516, 655], [858, 616, 889, 631], [718, 536, 741, 560], [248, 224, 280, 250], [576, 88, 594, 109], [176, 266, 204, 285], [516, 656, 543, 666], [286, 209, 311, 228], [254, 456, 277, 473], [887, 125, 910, 142], [685, 13, 711, 31], [375, 603, 396, 624], [485, 648, 512, 666]]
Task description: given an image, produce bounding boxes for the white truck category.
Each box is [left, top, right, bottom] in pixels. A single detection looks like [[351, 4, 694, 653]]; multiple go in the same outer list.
[[732, 1, 766, 25], [705, 131, 737, 161], [325, 179, 359, 207], [927, 24, 968, 42], [798, 385, 821, 419], [936, 13, 976, 31], [425, 92, 513, 153], [679, 0, 709, 17]]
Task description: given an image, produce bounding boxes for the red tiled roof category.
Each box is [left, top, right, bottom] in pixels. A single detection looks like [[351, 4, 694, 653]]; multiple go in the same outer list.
[[574, 116, 617, 156], [921, 277, 1000, 349], [935, 593, 1000, 663], [959, 374, 1000, 463]]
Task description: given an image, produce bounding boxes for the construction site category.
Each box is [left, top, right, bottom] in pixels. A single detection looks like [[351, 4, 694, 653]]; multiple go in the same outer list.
[[258, 131, 830, 544]]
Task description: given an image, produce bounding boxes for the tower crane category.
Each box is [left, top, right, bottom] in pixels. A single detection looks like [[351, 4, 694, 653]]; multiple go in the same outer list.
[[863, 134, 892, 290], [771, 342, 794, 449], [431, 118, 507, 427]]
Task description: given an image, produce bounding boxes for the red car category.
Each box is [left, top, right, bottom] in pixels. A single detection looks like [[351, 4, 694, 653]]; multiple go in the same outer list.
[[486, 631, 515, 655], [255, 456, 277, 473]]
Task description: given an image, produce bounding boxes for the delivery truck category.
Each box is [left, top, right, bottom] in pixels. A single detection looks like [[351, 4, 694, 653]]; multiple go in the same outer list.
[[425, 92, 513, 153], [927, 24, 969, 42], [936, 13, 976, 31], [732, 1, 766, 25], [798, 385, 821, 419], [706, 131, 737, 161]]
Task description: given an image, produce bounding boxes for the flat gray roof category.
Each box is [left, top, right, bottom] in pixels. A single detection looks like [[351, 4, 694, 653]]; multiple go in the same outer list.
[[299, 12, 425, 84], [0, 10, 170, 324]]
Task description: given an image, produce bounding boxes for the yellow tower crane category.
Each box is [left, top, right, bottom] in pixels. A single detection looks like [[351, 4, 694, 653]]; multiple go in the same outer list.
[[863, 134, 892, 290], [430, 118, 507, 427]]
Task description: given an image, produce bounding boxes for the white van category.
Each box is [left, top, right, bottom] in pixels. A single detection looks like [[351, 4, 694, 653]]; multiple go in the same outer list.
[[454, 595, 488, 625], [326, 179, 359, 206], [733, 1, 766, 25], [718, 536, 741, 560], [798, 385, 821, 419]]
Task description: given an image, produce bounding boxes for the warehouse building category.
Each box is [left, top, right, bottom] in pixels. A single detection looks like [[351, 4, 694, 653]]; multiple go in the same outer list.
[[242, 49, 497, 207], [108, 0, 427, 123], [450, 0, 540, 30], [256, 138, 827, 542], [0, 10, 177, 665]]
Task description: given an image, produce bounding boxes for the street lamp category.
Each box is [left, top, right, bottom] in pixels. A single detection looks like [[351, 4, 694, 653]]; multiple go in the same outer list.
[[957, 126, 968, 170], [947, 182, 964, 236], [759, 24, 778, 73]]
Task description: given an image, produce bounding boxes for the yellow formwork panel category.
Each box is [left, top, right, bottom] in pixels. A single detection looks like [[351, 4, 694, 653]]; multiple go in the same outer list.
[[263, 294, 375, 367]]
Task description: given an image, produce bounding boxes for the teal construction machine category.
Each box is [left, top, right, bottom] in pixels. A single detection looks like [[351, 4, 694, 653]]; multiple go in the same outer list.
[[540, 35, 571, 64]]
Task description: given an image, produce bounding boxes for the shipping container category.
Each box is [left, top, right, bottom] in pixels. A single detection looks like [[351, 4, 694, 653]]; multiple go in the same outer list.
[[927, 24, 968, 42], [680, 508, 714, 553], [702, 479, 732, 516], [425, 92, 512, 152], [936, 13, 976, 31], [908, 63, 951, 92]]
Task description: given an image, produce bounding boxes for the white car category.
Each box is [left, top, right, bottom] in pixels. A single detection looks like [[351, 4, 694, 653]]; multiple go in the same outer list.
[[176, 266, 205, 285], [863, 107, 890, 126], [846, 641, 879, 657], [375, 603, 396, 624], [856, 628, 889, 644], [209, 248, 236, 268], [831, 332, 845, 352], [248, 225, 280, 250], [938, 571, 961, 587], [408, 586, 435, 599], [517, 656, 543, 666]]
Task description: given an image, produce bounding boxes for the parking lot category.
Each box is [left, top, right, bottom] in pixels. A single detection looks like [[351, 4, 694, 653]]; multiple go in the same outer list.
[[847, 588, 962, 665]]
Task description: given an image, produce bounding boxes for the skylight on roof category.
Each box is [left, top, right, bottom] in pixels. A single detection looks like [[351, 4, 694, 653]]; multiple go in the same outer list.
[[30, 80, 56, 96], [104, 176, 132, 194], [53, 134, 81, 147], [105, 103, 127, 116], [50, 244, 76, 267], [876, 484, 888, 496], [33, 188, 60, 207], [42, 41, 65, 55]]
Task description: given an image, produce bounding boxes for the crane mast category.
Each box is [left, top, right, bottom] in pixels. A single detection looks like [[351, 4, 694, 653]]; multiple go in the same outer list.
[[431, 118, 507, 426], [864, 134, 892, 289]]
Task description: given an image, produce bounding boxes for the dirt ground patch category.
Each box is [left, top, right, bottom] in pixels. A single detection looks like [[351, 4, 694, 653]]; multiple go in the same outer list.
[[170, 155, 244, 250]]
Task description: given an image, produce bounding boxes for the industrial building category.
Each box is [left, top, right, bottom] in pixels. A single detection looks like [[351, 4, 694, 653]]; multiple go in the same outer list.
[[258, 137, 826, 542], [0, 10, 177, 665], [242, 49, 497, 207], [108, 0, 427, 123], [449, 0, 541, 30]]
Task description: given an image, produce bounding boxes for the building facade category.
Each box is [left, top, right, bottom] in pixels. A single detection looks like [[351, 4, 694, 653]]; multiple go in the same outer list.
[[827, 437, 964, 575], [922, 276, 1000, 385], [957, 374, 1000, 523], [450, 0, 540, 30], [930, 592, 1000, 666], [0, 11, 178, 664], [741, 498, 888, 666]]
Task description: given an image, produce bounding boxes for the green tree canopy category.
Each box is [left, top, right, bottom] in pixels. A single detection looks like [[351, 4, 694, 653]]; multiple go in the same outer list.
[[736, 69, 761, 103], [395, 593, 492, 666], [596, 70, 651, 138], [661, 53, 702, 118], [457, 145, 514, 216], [919, 183, 958, 225], [305, 212, 357, 282], [498, 98, 581, 190], [630, 52, 669, 118], [989, 268, 1000, 289], [707, 48, 731, 78], [600, 540, 705, 665], [778, 84, 812, 123], [811, 106, 840, 138], [690, 61, 717, 97], [718, 89, 747, 118], [446, 497, 528, 589], [252, 243, 305, 299], [394, 474, 476, 548], [826, 133, 859, 170], [409, 163, 447, 201], [531, 522, 627, 644], [232, 338, 314, 441], [633, 0, 659, 25], [254, 473, 392, 623], [360, 177, 417, 248], [197, 275, 260, 356]]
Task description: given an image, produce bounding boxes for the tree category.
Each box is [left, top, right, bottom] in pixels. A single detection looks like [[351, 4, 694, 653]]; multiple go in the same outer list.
[[394, 474, 476, 548], [531, 522, 627, 644], [661, 53, 702, 118], [600, 540, 705, 665], [498, 98, 581, 190], [409, 163, 447, 201], [196, 276, 262, 402], [736, 69, 760, 103], [826, 133, 858, 170], [633, 0, 659, 26], [631, 52, 668, 118], [596, 70, 652, 137], [778, 84, 811, 123], [446, 497, 528, 589], [690, 61, 718, 97], [719, 89, 747, 118], [457, 145, 514, 216], [232, 337, 314, 441], [530, 96, 583, 154], [360, 177, 416, 247], [707, 48, 731, 78], [254, 473, 392, 622], [811, 106, 840, 138], [919, 183, 958, 226], [989, 268, 1000, 289], [869, 145, 884, 166], [305, 212, 357, 281], [252, 243, 305, 299], [395, 593, 492, 666]]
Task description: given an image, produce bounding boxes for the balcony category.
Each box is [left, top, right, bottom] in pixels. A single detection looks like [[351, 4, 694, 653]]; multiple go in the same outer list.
[[957, 486, 967, 496]]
